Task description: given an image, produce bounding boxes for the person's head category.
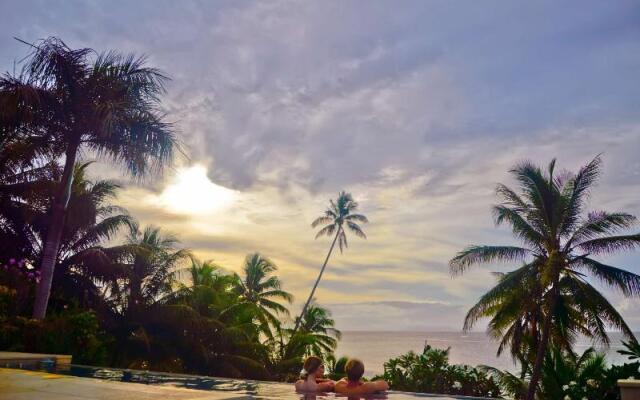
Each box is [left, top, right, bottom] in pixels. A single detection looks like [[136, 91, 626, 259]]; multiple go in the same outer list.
[[345, 358, 365, 382], [301, 356, 324, 379]]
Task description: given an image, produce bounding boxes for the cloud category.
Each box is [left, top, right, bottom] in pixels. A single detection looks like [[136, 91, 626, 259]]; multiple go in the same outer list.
[[327, 301, 467, 332], [2, 0, 640, 330]]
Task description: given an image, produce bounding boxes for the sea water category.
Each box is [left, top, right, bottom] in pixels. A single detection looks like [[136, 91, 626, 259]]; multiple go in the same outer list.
[[335, 331, 635, 376]]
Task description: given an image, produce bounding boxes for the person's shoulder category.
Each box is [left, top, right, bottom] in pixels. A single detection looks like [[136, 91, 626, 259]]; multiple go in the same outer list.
[[294, 380, 306, 391]]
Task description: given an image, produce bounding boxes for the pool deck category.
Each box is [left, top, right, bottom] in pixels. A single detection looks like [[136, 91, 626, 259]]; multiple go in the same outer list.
[[0, 368, 248, 400], [0, 351, 72, 367]]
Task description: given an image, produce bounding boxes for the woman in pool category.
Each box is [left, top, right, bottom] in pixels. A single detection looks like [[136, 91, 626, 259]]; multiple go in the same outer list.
[[294, 356, 336, 392]]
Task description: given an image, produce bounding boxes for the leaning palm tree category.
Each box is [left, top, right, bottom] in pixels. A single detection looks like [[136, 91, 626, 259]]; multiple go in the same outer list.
[[450, 156, 640, 400], [234, 253, 293, 339], [0, 37, 178, 319], [293, 191, 368, 333]]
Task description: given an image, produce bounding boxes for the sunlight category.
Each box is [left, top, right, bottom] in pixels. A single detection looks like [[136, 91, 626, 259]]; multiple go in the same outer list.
[[158, 165, 237, 215]]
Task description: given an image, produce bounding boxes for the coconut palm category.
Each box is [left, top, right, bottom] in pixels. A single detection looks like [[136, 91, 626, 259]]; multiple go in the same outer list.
[[450, 156, 640, 400], [0, 37, 178, 319], [294, 191, 368, 333], [168, 258, 239, 318], [618, 339, 640, 361], [464, 264, 631, 379], [110, 225, 190, 321], [297, 301, 341, 357], [234, 253, 293, 339], [0, 161, 132, 314]]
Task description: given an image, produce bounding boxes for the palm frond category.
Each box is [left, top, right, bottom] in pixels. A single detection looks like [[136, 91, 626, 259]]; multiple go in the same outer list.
[[450, 245, 531, 275], [573, 257, 640, 297], [577, 234, 640, 255]]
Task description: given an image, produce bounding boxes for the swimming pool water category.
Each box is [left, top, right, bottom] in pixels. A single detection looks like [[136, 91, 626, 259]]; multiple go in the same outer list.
[[16, 364, 495, 400]]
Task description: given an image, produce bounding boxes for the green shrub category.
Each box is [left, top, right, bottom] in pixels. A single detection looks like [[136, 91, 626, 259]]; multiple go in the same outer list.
[[381, 343, 501, 398], [540, 347, 640, 400], [0, 309, 111, 365]]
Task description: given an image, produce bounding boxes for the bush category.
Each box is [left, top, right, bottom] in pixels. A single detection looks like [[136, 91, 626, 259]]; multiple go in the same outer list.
[[540, 346, 640, 400], [0, 309, 111, 365], [381, 343, 501, 398]]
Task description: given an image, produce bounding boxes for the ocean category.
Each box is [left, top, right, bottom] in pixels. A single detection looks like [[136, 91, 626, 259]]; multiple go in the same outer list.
[[334, 331, 634, 377]]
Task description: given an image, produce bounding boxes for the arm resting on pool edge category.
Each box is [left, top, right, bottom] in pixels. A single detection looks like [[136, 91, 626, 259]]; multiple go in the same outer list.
[[295, 379, 336, 392], [317, 381, 336, 392], [335, 379, 389, 395]]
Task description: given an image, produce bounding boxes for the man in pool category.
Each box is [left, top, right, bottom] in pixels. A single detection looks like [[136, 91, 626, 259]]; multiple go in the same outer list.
[[335, 358, 389, 395]]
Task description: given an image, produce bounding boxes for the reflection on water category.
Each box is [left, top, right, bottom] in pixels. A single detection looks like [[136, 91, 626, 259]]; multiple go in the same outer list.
[[20, 364, 486, 400], [297, 392, 388, 400]]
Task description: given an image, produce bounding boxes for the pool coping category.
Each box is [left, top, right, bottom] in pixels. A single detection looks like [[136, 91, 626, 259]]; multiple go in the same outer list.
[[55, 363, 501, 400]]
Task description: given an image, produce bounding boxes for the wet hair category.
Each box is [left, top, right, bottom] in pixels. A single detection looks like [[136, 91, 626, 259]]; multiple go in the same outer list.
[[345, 358, 365, 382], [301, 356, 323, 379]]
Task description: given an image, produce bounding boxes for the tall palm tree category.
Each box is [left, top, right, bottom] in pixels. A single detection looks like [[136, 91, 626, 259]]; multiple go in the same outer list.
[[0, 161, 132, 314], [0, 37, 178, 319], [294, 191, 368, 333], [234, 253, 293, 339], [467, 265, 633, 380], [449, 156, 640, 400]]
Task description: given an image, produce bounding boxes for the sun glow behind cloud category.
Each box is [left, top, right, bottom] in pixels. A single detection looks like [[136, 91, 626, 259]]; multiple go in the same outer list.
[[157, 165, 238, 215], [9, 0, 640, 330]]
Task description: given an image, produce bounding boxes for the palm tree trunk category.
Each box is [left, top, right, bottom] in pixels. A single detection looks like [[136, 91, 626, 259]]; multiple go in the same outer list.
[[525, 283, 560, 400], [32, 142, 78, 319], [293, 227, 341, 334]]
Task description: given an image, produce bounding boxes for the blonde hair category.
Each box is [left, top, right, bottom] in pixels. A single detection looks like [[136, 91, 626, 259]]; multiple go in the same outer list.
[[301, 356, 323, 379]]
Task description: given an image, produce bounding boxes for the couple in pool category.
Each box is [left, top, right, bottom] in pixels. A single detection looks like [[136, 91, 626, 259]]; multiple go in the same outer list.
[[294, 356, 389, 395]]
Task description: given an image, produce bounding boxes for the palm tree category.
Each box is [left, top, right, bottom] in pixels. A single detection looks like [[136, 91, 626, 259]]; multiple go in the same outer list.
[[51, 162, 134, 311], [296, 301, 341, 357], [618, 339, 640, 361], [464, 264, 632, 379], [169, 258, 238, 318], [234, 253, 293, 339], [449, 156, 640, 400], [0, 37, 178, 319], [483, 346, 610, 400], [156, 257, 270, 378], [0, 161, 132, 314], [294, 191, 368, 333], [113, 225, 190, 319], [106, 224, 190, 365]]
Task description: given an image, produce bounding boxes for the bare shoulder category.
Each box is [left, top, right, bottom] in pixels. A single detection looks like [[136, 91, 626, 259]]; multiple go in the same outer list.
[[317, 380, 336, 392], [366, 380, 389, 391]]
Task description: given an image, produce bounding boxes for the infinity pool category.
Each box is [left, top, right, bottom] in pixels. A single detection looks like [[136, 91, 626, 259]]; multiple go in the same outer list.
[[15, 364, 495, 400]]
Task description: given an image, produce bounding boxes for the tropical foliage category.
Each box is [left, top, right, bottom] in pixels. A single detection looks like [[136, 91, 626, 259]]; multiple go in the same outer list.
[[0, 37, 178, 319], [0, 157, 340, 380], [618, 339, 640, 361], [380, 343, 502, 398], [4, 37, 640, 400], [450, 156, 640, 399], [484, 346, 640, 400]]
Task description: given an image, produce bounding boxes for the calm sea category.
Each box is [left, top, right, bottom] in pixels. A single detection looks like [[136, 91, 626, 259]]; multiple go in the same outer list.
[[334, 331, 634, 377]]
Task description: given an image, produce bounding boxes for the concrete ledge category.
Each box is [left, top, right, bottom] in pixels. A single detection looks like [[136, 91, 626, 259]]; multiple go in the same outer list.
[[0, 368, 246, 400], [0, 352, 72, 368], [618, 379, 640, 400]]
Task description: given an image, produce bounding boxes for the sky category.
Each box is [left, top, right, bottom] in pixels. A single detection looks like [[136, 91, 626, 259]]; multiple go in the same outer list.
[[1, 0, 640, 331]]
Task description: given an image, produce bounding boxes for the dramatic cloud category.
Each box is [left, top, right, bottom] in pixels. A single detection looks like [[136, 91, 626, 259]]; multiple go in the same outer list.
[[1, 0, 639, 330]]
